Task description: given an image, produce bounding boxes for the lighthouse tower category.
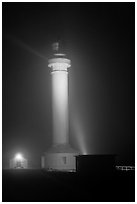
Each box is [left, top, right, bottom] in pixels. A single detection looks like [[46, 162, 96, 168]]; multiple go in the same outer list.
[[41, 43, 78, 171]]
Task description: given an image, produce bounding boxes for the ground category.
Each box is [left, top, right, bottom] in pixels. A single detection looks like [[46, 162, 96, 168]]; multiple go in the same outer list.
[[2, 169, 135, 202]]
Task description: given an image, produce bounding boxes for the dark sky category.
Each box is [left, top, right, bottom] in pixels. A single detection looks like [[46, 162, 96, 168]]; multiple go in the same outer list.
[[2, 2, 135, 168]]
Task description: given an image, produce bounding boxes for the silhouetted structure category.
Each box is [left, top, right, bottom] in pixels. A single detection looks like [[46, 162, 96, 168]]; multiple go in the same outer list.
[[76, 154, 116, 174]]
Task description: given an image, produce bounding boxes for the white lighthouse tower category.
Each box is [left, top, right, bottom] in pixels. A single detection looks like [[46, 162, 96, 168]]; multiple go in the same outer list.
[[41, 43, 78, 171]]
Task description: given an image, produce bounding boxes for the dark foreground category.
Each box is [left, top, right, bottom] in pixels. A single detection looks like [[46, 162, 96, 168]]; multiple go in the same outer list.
[[2, 169, 135, 202]]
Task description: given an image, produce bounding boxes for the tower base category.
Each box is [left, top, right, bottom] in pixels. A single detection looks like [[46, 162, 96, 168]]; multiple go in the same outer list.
[[41, 144, 79, 172]]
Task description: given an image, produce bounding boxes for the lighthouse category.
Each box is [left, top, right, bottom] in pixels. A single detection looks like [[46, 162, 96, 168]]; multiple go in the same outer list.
[[41, 42, 79, 171]]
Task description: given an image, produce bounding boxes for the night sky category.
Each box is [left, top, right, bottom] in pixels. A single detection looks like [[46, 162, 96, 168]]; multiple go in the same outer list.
[[2, 3, 135, 168]]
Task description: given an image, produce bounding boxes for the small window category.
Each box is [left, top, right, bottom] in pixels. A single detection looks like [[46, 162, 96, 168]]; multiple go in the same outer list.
[[62, 156, 67, 164]]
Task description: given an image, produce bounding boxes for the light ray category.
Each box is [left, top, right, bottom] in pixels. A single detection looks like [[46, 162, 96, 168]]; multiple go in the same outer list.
[[71, 111, 88, 155], [6, 34, 47, 60]]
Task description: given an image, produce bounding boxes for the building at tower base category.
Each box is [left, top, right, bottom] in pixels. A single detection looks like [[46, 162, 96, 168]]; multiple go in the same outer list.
[[42, 144, 78, 172]]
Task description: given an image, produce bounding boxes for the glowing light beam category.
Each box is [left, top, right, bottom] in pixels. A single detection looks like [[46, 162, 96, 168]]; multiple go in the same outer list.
[[70, 112, 88, 155], [6, 34, 47, 60]]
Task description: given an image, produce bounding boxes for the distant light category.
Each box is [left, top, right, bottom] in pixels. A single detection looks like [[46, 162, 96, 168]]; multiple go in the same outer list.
[[15, 153, 23, 161]]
